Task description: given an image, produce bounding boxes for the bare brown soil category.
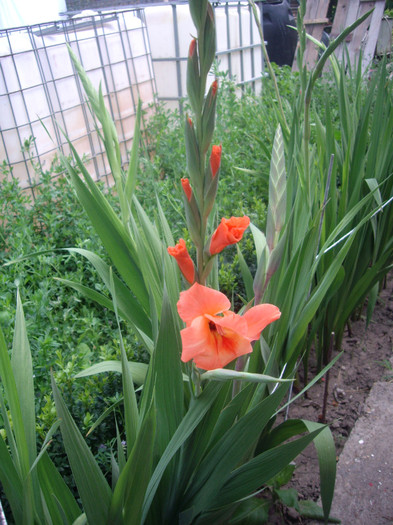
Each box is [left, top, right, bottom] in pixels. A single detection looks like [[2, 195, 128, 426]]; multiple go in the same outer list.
[[272, 273, 393, 523]]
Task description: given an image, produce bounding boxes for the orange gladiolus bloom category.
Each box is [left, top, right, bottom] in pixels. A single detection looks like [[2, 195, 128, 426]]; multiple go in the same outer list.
[[210, 144, 222, 178], [177, 283, 281, 370], [209, 216, 250, 255], [167, 239, 195, 284]]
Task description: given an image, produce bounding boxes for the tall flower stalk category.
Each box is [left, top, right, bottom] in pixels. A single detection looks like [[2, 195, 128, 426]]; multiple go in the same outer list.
[[168, 0, 250, 288], [166, 0, 282, 377]]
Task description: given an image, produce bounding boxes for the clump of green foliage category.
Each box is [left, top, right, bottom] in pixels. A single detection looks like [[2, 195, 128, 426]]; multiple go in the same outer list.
[[2, 55, 392, 500], [0, 159, 148, 487]]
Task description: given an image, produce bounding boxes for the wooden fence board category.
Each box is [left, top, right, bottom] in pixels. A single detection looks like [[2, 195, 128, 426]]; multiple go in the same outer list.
[[361, 1, 386, 67], [292, 0, 329, 70], [331, 0, 385, 72], [293, 0, 385, 71]]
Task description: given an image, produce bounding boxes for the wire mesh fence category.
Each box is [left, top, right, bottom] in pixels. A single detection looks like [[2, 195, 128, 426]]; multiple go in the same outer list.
[[0, 8, 156, 195], [145, 1, 264, 110], [0, 1, 264, 197]]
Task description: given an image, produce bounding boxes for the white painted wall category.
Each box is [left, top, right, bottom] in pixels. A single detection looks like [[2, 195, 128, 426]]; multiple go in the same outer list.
[[0, 0, 67, 29]]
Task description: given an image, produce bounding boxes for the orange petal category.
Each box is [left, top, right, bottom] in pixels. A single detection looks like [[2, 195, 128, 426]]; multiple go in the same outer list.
[[243, 304, 281, 341], [181, 178, 192, 202], [210, 144, 222, 178], [177, 283, 230, 326], [167, 238, 195, 284], [205, 311, 248, 338], [180, 316, 213, 363], [180, 313, 252, 370], [193, 328, 252, 370]]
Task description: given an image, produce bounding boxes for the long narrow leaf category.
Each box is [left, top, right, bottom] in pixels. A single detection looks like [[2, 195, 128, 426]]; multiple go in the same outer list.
[[63, 154, 150, 311], [182, 383, 290, 518], [141, 381, 223, 523], [0, 323, 29, 480], [108, 401, 156, 525], [37, 452, 82, 525], [109, 268, 139, 452], [200, 369, 291, 384], [64, 248, 152, 339], [266, 125, 286, 252], [0, 432, 23, 524], [125, 99, 142, 206], [303, 421, 336, 522], [74, 360, 148, 386], [11, 290, 36, 467], [51, 374, 112, 525], [214, 428, 323, 508]]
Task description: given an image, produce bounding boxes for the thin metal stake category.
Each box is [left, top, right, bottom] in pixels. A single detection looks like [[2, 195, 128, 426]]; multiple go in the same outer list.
[[320, 331, 334, 424]]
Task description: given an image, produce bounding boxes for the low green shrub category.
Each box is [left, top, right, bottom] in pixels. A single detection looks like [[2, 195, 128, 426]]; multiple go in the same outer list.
[[0, 164, 148, 474]]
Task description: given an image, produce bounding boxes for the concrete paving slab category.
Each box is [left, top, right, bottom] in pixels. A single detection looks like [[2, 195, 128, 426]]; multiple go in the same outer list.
[[327, 381, 393, 524]]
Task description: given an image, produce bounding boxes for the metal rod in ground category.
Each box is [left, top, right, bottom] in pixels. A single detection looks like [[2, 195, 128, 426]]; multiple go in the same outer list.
[[320, 331, 334, 424]]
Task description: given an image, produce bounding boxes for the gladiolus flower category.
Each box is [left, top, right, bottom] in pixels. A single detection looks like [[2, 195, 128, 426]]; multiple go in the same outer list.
[[209, 216, 250, 255], [181, 178, 192, 202], [177, 283, 281, 370], [168, 239, 195, 284], [210, 144, 222, 178], [211, 79, 218, 96]]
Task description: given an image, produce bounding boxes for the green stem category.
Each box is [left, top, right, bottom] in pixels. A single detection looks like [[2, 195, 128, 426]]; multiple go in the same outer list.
[[232, 355, 247, 398], [192, 364, 202, 396]]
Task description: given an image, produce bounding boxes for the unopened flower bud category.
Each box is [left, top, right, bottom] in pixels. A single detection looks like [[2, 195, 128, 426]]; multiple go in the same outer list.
[[210, 145, 222, 178], [167, 239, 195, 284], [181, 178, 192, 202]]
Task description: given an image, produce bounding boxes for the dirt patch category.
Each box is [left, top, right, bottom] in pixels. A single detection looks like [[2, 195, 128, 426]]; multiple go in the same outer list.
[[276, 273, 393, 523]]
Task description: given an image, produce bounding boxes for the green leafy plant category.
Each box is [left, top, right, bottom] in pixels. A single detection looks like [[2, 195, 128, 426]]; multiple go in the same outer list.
[[0, 160, 148, 495], [244, 0, 393, 383], [0, 1, 339, 523]]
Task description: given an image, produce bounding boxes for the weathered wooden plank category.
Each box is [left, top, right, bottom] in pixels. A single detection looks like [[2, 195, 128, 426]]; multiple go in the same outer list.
[[292, 0, 384, 71], [293, 0, 330, 70], [332, 0, 366, 59], [361, 0, 386, 70], [304, 18, 330, 25], [347, 1, 375, 65]]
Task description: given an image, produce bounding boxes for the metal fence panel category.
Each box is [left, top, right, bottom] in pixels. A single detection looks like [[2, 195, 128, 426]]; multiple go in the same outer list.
[[0, 1, 264, 194], [0, 8, 156, 191], [146, 1, 264, 110]]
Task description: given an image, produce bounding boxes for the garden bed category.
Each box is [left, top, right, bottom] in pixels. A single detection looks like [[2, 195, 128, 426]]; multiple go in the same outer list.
[[277, 273, 393, 523]]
